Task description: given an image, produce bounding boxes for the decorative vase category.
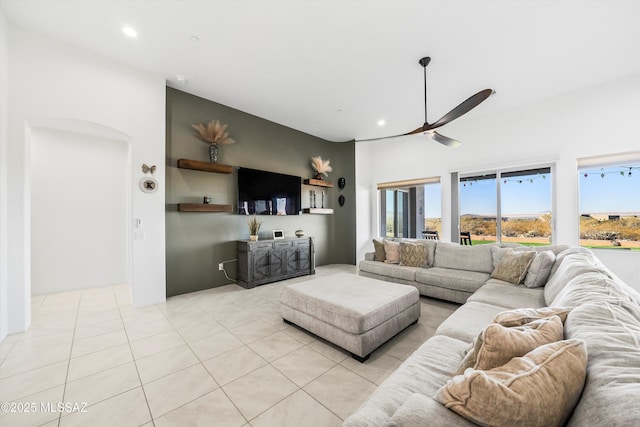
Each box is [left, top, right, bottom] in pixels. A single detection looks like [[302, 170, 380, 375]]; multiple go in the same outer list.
[[250, 235, 258, 241], [209, 144, 219, 163], [295, 230, 305, 237], [314, 173, 324, 180]]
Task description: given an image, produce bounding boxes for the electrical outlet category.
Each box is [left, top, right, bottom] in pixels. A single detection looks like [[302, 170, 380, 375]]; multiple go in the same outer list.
[[218, 263, 224, 271]]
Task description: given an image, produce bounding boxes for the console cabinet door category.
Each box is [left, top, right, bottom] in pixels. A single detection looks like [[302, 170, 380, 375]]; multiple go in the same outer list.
[[251, 251, 270, 281], [297, 247, 310, 271]]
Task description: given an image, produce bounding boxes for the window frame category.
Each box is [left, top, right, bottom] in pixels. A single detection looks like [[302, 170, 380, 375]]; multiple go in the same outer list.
[[456, 163, 556, 245]]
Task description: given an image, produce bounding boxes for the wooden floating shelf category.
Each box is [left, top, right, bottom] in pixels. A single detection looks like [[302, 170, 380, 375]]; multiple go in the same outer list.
[[178, 203, 233, 213], [303, 208, 334, 215], [303, 179, 333, 188], [177, 159, 233, 174]]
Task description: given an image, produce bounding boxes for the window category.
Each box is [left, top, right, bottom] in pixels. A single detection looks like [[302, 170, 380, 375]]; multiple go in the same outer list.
[[383, 189, 409, 237], [424, 182, 442, 236], [459, 167, 552, 245], [578, 158, 640, 250], [379, 177, 441, 238]]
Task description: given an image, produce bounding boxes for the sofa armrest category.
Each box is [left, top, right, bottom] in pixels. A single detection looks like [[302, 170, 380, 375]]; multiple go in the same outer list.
[[364, 252, 376, 261]]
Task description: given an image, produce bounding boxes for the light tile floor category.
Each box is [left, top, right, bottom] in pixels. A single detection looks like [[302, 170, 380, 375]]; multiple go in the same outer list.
[[0, 265, 459, 427]]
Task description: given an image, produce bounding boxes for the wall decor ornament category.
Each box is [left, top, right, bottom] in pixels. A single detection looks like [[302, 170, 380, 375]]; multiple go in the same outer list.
[[338, 177, 346, 189], [310, 156, 332, 180], [339, 195, 345, 206], [192, 120, 235, 163], [140, 163, 158, 193]]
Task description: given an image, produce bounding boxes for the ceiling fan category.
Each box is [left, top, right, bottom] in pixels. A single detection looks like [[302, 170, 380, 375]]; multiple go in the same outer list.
[[357, 57, 494, 147]]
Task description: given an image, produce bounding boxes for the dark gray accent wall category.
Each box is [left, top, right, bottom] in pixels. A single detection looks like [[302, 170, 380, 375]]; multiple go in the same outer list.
[[166, 87, 356, 297]]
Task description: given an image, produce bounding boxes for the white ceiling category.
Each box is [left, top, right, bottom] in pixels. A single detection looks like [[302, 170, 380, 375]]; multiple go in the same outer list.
[[3, 0, 640, 142]]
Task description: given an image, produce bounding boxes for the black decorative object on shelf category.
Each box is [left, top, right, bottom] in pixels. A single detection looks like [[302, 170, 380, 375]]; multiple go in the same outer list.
[[338, 177, 346, 189], [339, 195, 345, 206]]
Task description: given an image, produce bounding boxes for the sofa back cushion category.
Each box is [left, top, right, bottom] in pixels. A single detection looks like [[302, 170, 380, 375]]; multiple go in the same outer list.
[[564, 301, 640, 426], [544, 251, 602, 305], [434, 242, 495, 273]]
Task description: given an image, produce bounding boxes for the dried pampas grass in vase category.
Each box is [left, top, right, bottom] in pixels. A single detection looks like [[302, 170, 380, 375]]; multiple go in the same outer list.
[[192, 120, 235, 163], [311, 156, 332, 180]]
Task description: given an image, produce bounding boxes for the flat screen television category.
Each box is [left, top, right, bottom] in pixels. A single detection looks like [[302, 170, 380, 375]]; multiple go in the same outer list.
[[237, 167, 302, 215]]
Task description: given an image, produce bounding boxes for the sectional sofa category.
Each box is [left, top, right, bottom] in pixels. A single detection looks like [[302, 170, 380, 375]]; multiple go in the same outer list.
[[345, 239, 640, 426]]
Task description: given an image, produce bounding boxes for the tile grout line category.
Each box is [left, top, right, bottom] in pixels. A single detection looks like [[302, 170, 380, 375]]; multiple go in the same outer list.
[[115, 286, 156, 427], [57, 291, 82, 427]]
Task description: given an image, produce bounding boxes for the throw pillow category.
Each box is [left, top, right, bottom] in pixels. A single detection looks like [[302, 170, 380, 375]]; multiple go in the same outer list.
[[383, 240, 400, 264], [524, 250, 556, 288], [437, 339, 588, 427], [399, 241, 429, 268], [491, 245, 532, 268], [492, 306, 572, 327], [456, 315, 564, 375], [491, 250, 536, 285], [372, 238, 386, 262]]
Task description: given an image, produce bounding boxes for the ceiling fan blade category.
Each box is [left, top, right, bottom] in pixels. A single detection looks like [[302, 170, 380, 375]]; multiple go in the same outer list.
[[356, 124, 428, 142], [427, 88, 494, 130], [428, 131, 461, 148], [355, 133, 407, 142]]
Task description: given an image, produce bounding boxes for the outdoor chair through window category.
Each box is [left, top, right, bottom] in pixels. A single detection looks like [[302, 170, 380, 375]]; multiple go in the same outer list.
[[460, 231, 472, 245], [422, 230, 440, 240]]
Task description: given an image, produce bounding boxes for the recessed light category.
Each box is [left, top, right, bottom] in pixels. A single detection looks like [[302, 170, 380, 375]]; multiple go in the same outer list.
[[122, 27, 137, 38], [377, 119, 386, 126], [176, 75, 187, 84]]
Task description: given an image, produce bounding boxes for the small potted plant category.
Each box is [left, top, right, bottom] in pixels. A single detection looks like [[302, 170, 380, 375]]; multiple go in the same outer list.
[[248, 215, 262, 241]]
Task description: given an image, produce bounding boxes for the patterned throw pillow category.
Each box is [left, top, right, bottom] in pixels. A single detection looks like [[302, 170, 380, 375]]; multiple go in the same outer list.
[[383, 240, 401, 264], [399, 242, 429, 268], [456, 315, 564, 375], [372, 239, 386, 262], [491, 250, 536, 285], [437, 339, 587, 427]]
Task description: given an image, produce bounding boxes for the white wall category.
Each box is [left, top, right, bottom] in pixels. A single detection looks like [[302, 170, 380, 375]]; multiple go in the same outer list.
[[356, 73, 640, 290], [31, 128, 129, 294], [4, 23, 166, 335], [0, 7, 9, 342]]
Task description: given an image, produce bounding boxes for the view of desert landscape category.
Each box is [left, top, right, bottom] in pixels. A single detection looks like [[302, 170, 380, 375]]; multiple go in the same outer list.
[[422, 215, 640, 250]]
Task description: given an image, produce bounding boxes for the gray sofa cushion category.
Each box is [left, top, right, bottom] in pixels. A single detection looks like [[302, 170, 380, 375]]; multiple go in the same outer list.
[[544, 251, 604, 305], [416, 267, 490, 294], [387, 393, 474, 427], [433, 242, 495, 273], [342, 335, 468, 427], [358, 260, 420, 282], [467, 278, 546, 309], [565, 301, 640, 427], [435, 301, 509, 343]]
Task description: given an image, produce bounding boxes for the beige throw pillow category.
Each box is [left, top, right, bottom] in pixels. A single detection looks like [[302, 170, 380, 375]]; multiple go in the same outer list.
[[456, 315, 564, 375], [437, 339, 588, 427], [383, 240, 400, 264], [491, 250, 536, 284], [399, 242, 429, 268], [524, 250, 556, 288], [372, 239, 386, 262], [493, 306, 572, 327]]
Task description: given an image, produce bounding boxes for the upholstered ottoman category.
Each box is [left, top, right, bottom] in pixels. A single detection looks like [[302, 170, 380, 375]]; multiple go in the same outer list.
[[280, 273, 420, 362]]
